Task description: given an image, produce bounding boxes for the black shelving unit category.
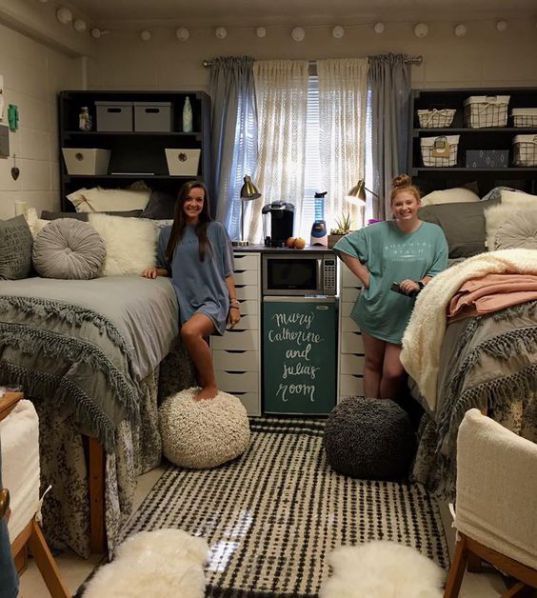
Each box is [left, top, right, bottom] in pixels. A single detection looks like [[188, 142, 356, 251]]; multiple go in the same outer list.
[[58, 90, 212, 212], [409, 88, 537, 196]]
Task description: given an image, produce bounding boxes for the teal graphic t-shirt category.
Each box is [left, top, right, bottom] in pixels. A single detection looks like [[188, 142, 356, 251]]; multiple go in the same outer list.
[[334, 221, 448, 344]]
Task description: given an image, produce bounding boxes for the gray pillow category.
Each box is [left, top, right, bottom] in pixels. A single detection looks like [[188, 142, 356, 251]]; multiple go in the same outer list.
[[41, 210, 142, 220], [141, 190, 176, 220], [419, 197, 500, 258], [32, 219, 106, 279], [0, 215, 33, 280], [495, 211, 537, 250]]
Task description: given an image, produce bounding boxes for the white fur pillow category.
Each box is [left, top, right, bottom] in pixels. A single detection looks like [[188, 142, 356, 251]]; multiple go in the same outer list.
[[88, 213, 157, 276], [67, 186, 151, 213], [24, 207, 49, 238], [501, 189, 537, 207], [484, 203, 537, 250], [420, 187, 480, 207]]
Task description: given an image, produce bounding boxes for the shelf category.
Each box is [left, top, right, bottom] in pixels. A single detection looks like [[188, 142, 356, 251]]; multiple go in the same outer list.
[[413, 128, 537, 135], [63, 130, 201, 137], [413, 167, 537, 173], [64, 174, 202, 180]]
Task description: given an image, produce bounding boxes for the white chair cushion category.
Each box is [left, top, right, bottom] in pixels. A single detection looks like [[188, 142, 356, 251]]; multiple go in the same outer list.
[[159, 388, 251, 469]]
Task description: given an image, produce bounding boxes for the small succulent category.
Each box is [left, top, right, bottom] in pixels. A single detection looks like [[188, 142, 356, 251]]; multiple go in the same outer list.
[[330, 212, 352, 235]]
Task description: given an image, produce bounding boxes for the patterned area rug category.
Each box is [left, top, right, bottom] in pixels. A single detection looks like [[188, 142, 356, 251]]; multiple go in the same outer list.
[[121, 418, 449, 597]]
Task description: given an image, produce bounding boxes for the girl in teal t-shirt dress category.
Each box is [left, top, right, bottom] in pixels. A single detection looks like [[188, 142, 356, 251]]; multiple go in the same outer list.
[[334, 174, 448, 400]]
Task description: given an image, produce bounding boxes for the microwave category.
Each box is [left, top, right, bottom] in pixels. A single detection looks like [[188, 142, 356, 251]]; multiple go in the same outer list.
[[262, 252, 337, 296]]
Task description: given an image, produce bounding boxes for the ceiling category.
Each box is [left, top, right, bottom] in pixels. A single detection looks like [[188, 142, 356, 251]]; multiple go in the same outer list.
[[61, 0, 537, 27]]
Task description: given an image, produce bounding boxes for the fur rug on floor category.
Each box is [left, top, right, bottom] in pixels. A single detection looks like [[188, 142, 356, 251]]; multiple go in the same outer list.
[[319, 540, 445, 598], [83, 529, 209, 598]]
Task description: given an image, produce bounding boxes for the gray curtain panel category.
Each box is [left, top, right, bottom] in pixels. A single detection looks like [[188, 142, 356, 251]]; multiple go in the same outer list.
[[209, 56, 258, 237], [368, 54, 411, 219]]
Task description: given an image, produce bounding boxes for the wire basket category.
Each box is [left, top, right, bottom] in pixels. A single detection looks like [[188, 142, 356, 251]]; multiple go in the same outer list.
[[512, 108, 537, 128], [463, 95, 510, 128], [420, 135, 459, 167], [417, 108, 456, 128], [513, 135, 537, 167]]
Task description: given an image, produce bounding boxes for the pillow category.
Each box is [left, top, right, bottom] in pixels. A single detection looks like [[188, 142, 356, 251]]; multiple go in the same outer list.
[[88, 213, 157, 276], [495, 210, 537, 250], [0, 215, 33, 280], [480, 186, 516, 202], [32, 219, 106, 280], [484, 203, 537, 250], [420, 187, 480, 207], [141, 190, 177, 220], [24, 207, 50, 238], [41, 210, 143, 220], [419, 199, 499, 258], [500, 189, 537, 207], [66, 187, 151, 213]]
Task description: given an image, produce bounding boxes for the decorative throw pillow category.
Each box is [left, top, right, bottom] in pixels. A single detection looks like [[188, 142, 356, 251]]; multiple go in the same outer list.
[[88, 213, 158, 276], [24, 207, 50, 238], [0, 215, 33, 280], [141, 190, 177, 220], [500, 189, 537, 207], [420, 187, 480, 207], [66, 187, 151, 213], [32, 219, 106, 279], [418, 199, 499, 258], [492, 209, 537, 250]]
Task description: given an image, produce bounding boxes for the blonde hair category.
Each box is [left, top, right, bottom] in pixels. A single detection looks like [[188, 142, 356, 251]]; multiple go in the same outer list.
[[390, 174, 421, 203]]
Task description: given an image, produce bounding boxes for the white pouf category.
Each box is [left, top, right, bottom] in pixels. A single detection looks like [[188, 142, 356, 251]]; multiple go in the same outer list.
[[319, 541, 445, 598], [83, 529, 208, 598], [159, 387, 251, 469]]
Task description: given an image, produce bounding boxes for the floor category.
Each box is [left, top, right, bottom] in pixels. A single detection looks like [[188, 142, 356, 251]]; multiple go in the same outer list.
[[19, 466, 507, 598]]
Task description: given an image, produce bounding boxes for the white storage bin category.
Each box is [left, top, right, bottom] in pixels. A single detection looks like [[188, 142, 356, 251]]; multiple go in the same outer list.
[[62, 148, 111, 175], [417, 108, 456, 128], [513, 134, 537, 167], [165, 148, 201, 176], [420, 135, 460, 167], [95, 101, 133, 132], [463, 95, 510, 128], [511, 108, 537, 128]]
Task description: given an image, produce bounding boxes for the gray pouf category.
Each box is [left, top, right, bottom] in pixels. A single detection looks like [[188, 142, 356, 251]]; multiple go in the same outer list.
[[159, 387, 251, 469], [324, 397, 416, 480]]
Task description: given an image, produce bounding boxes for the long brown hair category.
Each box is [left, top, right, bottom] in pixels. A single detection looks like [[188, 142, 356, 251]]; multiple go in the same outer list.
[[165, 181, 212, 262], [390, 174, 421, 203]]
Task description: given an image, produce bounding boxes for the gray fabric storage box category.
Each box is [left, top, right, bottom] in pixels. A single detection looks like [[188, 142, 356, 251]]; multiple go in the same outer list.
[[95, 101, 133, 132], [134, 102, 173, 132], [465, 149, 509, 168]]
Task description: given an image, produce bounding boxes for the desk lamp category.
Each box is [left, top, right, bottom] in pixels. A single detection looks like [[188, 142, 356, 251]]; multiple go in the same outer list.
[[233, 175, 261, 246], [345, 179, 378, 229]]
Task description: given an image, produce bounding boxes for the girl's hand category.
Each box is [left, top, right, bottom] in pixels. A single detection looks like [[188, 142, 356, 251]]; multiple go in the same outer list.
[[228, 305, 241, 328], [399, 279, 420, 296], [142, 266, 158, 279]]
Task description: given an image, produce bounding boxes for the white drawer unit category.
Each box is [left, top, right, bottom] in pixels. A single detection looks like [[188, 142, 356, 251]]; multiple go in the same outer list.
[[211, 251, 261, 416], [337, 261, 365, 402]]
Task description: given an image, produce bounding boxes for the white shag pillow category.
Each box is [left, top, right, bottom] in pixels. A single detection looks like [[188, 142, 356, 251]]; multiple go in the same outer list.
[[319, 541, 445, 598], [67, 186, 151, 213], [83, 529, 208, 598], [501, 189, 537, 207], [88, 213, 157, 276], [159, 387, 251, 469], [420, 187, 480, 207]]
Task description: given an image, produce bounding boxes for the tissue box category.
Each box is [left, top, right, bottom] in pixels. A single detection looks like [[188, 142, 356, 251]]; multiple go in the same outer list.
[[465, 149, 509, 169]]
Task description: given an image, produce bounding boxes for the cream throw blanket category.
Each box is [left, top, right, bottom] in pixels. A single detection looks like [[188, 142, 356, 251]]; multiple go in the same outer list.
[[400, 248, 537, 411]]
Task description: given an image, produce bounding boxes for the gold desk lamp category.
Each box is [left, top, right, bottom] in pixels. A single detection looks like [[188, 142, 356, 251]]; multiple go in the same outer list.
[[233, 175, 261, 247]]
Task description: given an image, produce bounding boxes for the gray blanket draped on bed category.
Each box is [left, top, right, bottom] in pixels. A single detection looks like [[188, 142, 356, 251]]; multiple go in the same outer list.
[[0, 276, 178, 452]]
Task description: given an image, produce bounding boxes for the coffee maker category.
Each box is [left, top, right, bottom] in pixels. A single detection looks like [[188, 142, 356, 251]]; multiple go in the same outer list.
[[262, 201, 295, 247]]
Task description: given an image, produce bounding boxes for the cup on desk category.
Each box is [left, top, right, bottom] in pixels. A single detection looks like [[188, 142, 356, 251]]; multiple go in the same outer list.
[[14, 200, 27, 216]]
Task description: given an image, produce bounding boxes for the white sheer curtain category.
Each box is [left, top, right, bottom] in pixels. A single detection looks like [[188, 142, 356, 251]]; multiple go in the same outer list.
[[247, 60, 309, 243], [317, 59, 369, 230]]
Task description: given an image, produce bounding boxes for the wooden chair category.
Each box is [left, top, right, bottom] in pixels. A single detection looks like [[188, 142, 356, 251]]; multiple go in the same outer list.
[[0, 391, 69, 598], [444, 408, 537, 598]]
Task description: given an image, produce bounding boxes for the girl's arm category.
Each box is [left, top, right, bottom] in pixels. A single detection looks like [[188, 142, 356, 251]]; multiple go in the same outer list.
[[339, 253, 371, 289], [225, 274, 241, 327]]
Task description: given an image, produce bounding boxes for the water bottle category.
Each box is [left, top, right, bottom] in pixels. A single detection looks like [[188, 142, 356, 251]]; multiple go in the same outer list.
[[182, 96, 193, 133], [78, 106, 92, 131]]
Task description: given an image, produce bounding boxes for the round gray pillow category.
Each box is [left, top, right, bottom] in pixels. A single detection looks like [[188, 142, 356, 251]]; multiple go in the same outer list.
[[494, 210, 537, 250], [32, 218, 106, 279], [324, 397, 416, 480], [159, 387, 251, 469]]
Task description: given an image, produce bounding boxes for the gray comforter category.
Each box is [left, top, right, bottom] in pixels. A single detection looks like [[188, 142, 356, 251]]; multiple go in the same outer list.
[[412, 300, 537, 498], [0, 275, 178, 451]]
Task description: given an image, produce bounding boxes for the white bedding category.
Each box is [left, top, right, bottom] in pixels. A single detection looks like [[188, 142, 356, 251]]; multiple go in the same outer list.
[[0, 399, 40, 541]]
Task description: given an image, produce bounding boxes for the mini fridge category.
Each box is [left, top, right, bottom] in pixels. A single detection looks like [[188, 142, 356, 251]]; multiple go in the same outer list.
[[263, 296, 337, 415]]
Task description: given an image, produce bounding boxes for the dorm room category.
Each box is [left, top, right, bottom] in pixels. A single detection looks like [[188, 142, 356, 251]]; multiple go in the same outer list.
[[1, 0, 536, 596]]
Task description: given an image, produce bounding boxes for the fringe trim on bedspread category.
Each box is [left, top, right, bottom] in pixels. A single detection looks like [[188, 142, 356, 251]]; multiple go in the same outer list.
[[0, 295, 132, 354]]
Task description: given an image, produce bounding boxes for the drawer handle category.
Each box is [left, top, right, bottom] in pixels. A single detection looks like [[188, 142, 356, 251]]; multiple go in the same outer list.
[[225, 370, 247, 374], [224, 350, 247, 354]]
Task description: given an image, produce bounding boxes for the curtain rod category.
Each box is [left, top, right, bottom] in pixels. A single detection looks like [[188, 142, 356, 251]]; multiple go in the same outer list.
[[202, 55, 422, 67]]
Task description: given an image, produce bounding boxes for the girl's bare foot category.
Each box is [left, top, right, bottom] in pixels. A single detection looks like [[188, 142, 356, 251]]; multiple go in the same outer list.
[[195, 385, 218, 401]]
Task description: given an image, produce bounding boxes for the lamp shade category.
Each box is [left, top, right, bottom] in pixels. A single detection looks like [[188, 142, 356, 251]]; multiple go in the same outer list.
[[240, 175, 261, 201], [346, 179, 378, 203]]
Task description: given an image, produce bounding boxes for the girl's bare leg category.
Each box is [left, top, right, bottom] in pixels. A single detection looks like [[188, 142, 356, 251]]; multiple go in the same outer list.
[[361, 332, 386, 399], [180, 313, 218, 400], [380, 342, 406, 400]]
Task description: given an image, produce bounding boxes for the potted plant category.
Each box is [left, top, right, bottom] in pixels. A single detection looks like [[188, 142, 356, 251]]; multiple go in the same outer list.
[[328, 212, 352, 248]]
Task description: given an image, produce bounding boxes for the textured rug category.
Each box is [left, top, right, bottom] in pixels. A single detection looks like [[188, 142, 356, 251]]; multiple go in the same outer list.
[[121, 418, 449, 597]]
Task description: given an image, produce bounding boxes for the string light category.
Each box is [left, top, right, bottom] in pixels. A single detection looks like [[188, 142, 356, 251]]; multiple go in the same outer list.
[[176, 27, 190, 41], [373, 22, 385, 34], [291, 27, 305, 42]]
